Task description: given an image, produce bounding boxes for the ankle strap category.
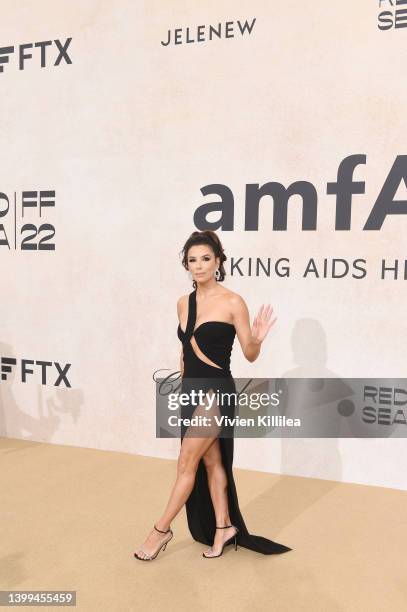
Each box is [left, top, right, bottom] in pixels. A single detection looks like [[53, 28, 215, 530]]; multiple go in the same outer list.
[[216, 525, 233, 529], [154, 524, 171, 534]]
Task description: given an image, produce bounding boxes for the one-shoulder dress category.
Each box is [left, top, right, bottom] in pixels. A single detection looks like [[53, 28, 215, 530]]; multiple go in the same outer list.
[[177, 288, 292, 555]]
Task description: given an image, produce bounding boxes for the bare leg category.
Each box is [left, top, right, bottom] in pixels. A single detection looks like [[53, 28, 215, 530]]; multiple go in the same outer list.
[[134, 434, 218, 559], [201, 438, 237, 557]]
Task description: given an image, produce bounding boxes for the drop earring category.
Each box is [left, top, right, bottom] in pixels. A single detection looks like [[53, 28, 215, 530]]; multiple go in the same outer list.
[[215, 269, 221, 281]]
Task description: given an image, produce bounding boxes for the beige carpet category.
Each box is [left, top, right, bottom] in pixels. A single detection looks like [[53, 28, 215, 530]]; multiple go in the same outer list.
[[0, 437, 406, 611]]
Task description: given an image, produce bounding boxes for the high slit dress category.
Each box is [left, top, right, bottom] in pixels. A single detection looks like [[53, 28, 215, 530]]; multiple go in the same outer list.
[[177, 288, 292, 555]]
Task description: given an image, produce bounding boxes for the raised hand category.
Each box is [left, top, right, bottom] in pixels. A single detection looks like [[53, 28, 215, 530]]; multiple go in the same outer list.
[[251, 304, 277, 344]]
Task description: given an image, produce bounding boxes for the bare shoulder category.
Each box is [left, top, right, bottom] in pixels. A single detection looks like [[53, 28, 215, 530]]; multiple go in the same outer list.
[[177, 293, 189, 315], [220, 288, 248, 313]]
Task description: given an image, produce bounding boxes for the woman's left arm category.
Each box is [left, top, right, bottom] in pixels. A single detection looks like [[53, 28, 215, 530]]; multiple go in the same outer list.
[[231, 295, 277, 363]]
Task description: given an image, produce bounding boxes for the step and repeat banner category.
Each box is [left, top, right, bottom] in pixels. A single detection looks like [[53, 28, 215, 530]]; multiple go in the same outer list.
[[0, 1, 406, 489]]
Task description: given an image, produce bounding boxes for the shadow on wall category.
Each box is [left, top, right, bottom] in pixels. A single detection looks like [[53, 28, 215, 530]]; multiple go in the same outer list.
[[279, 317, 345, 482], [240, 319, 345, 534], [0, 341, 83, 443]]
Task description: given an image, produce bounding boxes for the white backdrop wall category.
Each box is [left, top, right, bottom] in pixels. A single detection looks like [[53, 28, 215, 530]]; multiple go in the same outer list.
[[1, 1, 406, 489]]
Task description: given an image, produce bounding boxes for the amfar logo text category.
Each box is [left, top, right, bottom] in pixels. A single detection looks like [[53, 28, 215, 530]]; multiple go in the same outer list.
[[378, 0, 407, 29], [161, 18, 256, 46], [192, 155, 407, 231], [0, 37, 72, 73], [0, 190, 56, 251], [1, 356, 71, 387]]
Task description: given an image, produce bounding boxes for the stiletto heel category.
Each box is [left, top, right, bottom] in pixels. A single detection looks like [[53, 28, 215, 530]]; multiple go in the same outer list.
[[134, 524, 173, 561], [202, 524, 239, 558]]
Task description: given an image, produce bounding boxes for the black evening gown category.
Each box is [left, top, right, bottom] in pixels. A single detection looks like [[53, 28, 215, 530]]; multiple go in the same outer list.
[[177, 289, 292, 555]]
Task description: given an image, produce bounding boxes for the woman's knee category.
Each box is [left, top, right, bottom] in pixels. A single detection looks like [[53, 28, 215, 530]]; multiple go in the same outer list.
[[177, 448, 199, 475], [202, 445, 222, 472]]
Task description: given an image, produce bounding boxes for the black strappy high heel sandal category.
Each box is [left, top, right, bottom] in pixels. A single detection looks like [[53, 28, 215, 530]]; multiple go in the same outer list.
[[202, 525, 239, 558], [134, 524, 174, 561]]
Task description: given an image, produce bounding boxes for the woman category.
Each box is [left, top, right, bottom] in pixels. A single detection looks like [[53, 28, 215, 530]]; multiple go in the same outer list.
[[134, 230, 292, 560]]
